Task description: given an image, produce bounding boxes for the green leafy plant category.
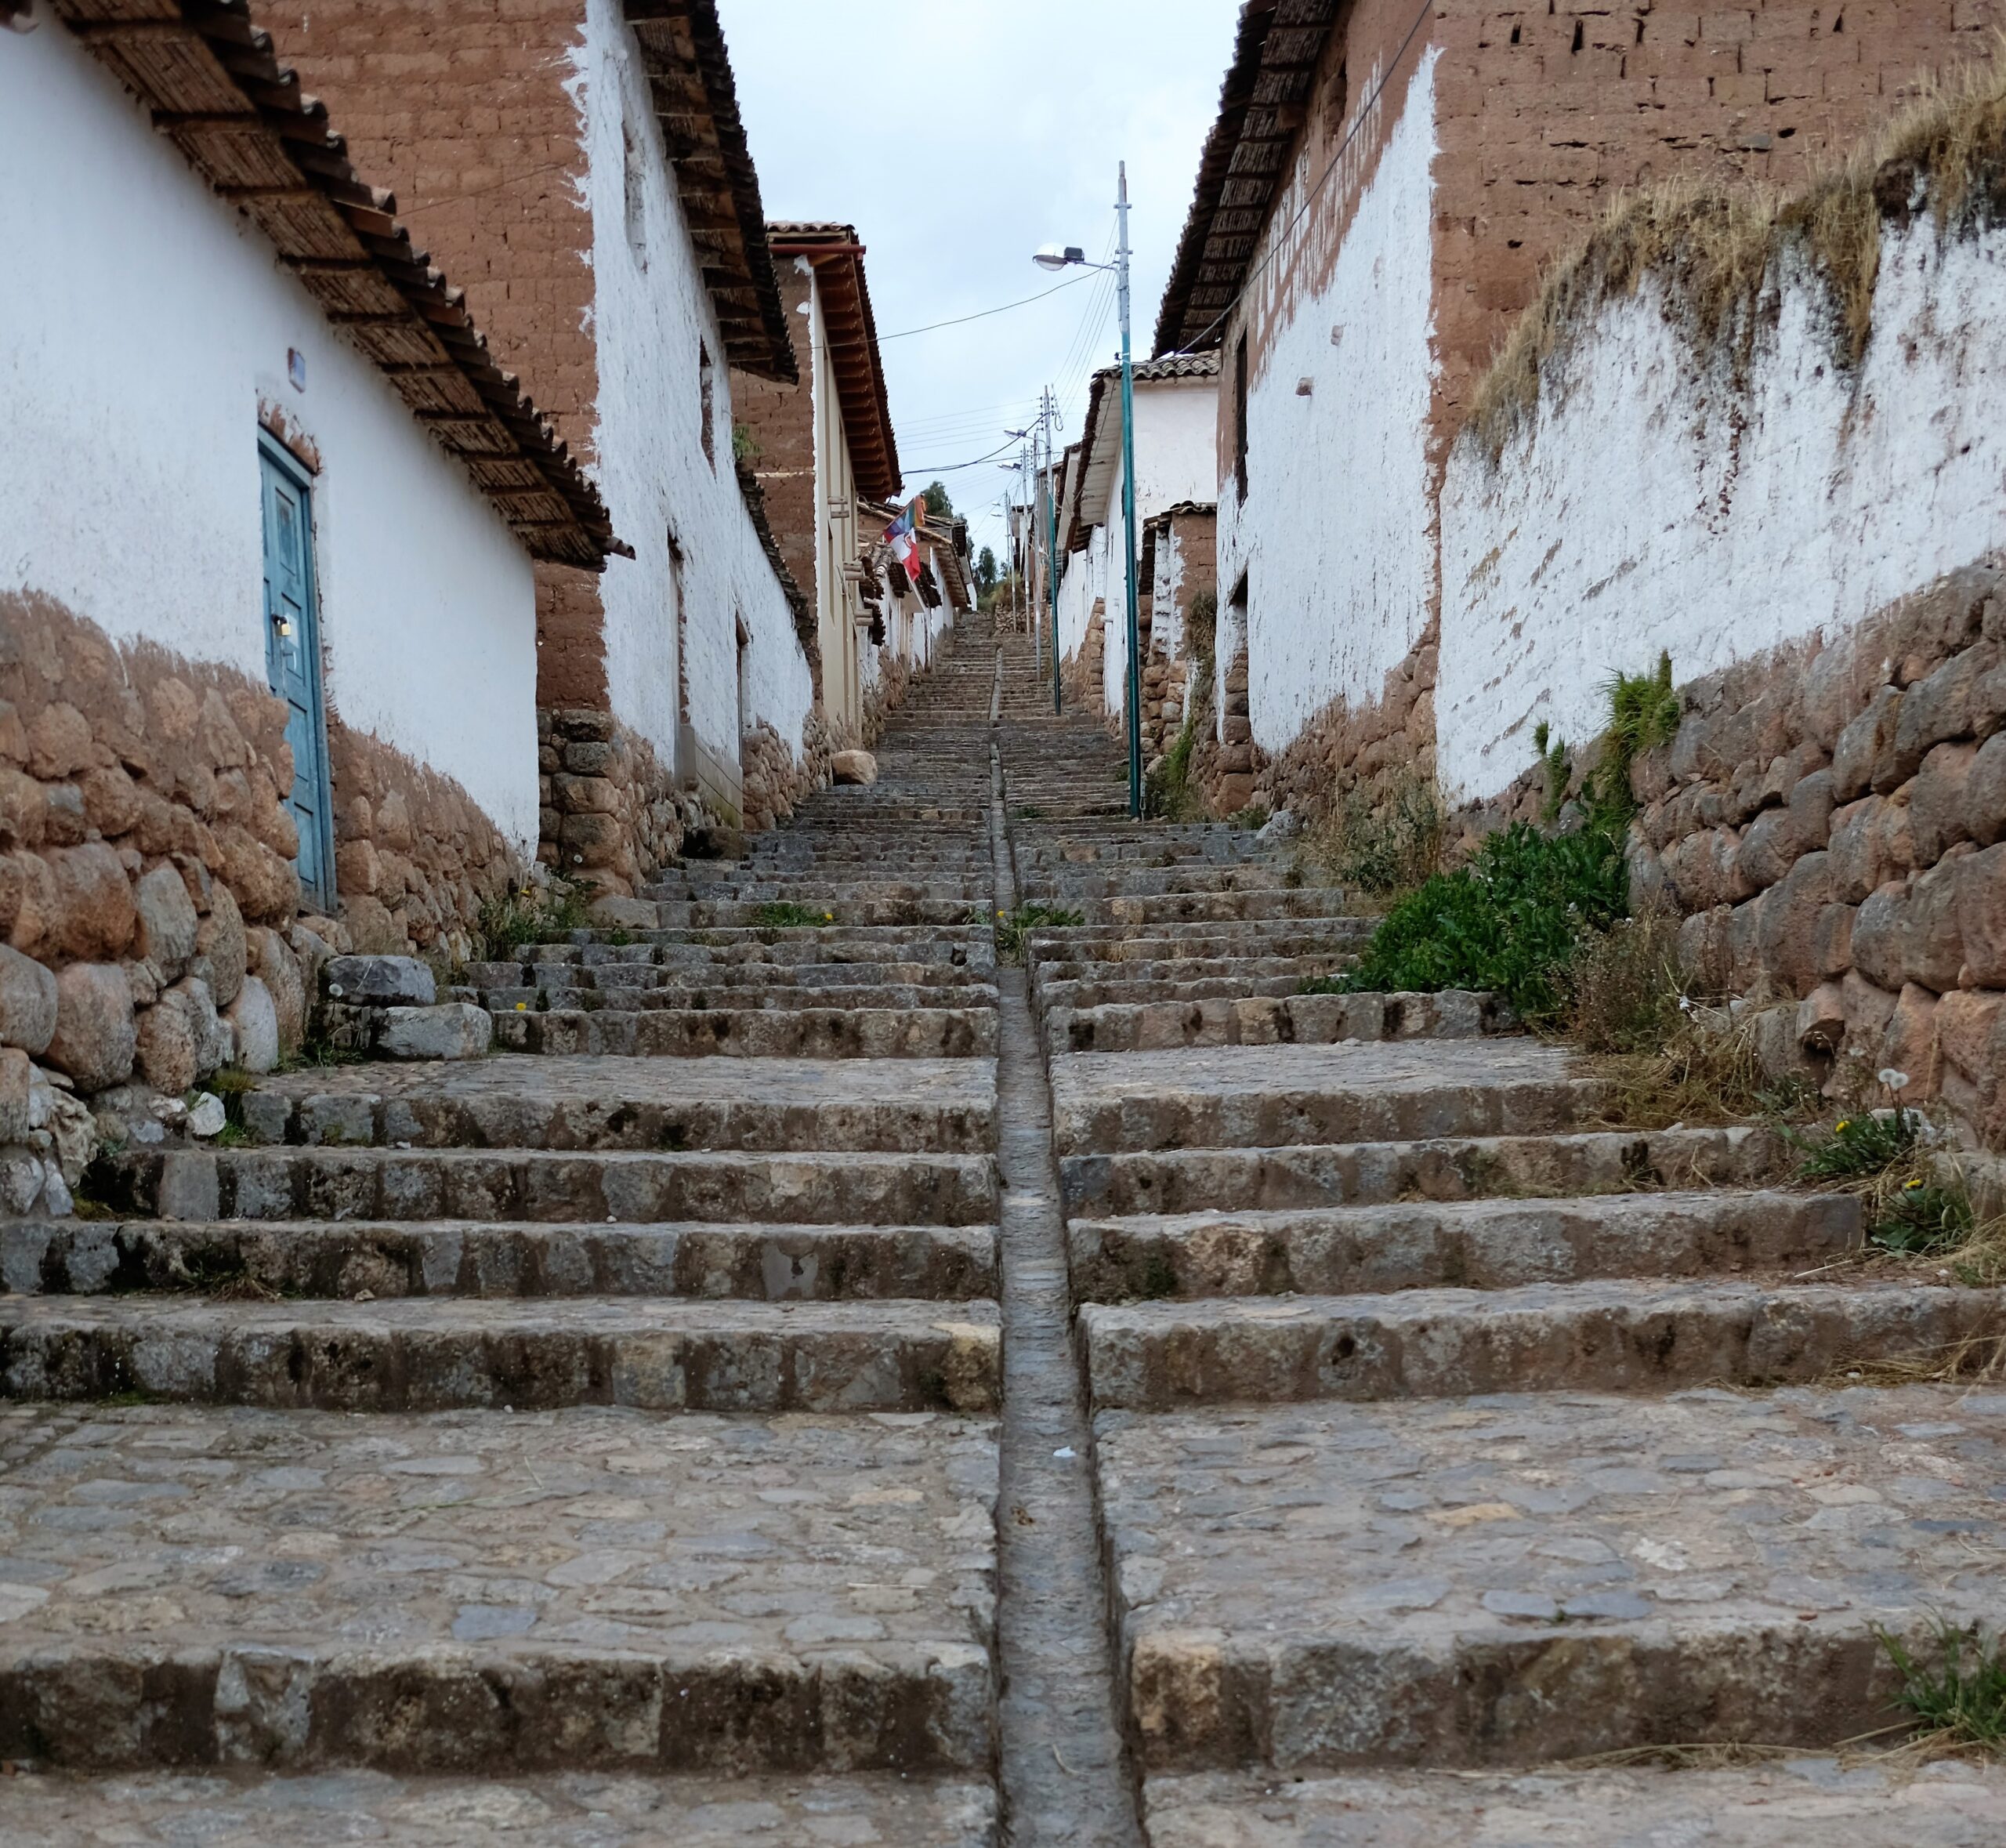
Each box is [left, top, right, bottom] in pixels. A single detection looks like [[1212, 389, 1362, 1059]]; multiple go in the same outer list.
[[1879, 1619, 2006, 1748], [1872, 1176, 1977, 1256], [1145, 727, 1204, 822], [1534, 721, 1573, 824], [477, 879, 590, 956], [1306, 774, 1443, 899], [1792, 1109, 1923, 1182], [995, 903, 1084, 961], [1340, 821, 1628, 1017], [754, 902, 836, 929]]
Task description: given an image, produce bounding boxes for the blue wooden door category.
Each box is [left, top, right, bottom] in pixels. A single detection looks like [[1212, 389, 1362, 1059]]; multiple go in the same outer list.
[[259, 439, 335, 908]]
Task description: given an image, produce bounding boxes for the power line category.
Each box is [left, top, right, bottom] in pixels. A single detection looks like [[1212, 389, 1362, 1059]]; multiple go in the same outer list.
[[900, 434, 1026, 476], [878, 268, 1097, 341]]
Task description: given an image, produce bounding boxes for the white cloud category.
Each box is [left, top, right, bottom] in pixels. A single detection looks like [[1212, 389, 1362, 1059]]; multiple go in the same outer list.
[[716, 0, 1235, 557]]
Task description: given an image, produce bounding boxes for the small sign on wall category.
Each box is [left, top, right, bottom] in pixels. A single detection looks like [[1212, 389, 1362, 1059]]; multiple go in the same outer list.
[[288, 349, 306, 393]]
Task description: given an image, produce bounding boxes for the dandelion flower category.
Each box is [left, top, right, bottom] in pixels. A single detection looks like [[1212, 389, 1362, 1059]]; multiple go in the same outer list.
[[1877, 1068, 1910, 1092]]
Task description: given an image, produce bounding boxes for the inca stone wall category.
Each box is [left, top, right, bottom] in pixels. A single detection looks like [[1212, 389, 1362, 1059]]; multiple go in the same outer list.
[[0, 592, 526, 1157]]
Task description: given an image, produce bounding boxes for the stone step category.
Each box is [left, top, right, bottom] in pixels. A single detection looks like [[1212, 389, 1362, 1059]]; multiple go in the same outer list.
[[491, 1006, 998, 1061], [1080, 1278, 2005, 1410], [1043, 991, 1508, 1056], [651, 900, 991, 929], [1044, 892, 1351, 927], [0, 1295, 1002, 1413], [466, 958, 989, 991], [1048, 1042, 1593, 1157], [531, 926, 995, 959], [1017, 868, 1320, 900], [4, 1770, 1002, 1845], [644, 879, 987, 906], [1033, 962, 1356, 1005], [241, 1055, 997, 1154], [1063, 1124, 1794, 1217], [113, 1146, 999, 1227], [1068, 1190, 1861, 1303], [5, 1217, 998, 1304], [1142, 1766, 2006, 1846], [480, 982, 996, 1018], [1100, 1386, 2005, 1770], [0, 1402, 998, 1774], [1025, 922, 1375, 962]]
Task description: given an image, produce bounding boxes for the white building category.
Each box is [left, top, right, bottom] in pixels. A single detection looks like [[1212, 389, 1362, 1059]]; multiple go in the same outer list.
[[0, 0, 614, 971], [1056, 357, 1221, 722], [261, 0, 820, 891]]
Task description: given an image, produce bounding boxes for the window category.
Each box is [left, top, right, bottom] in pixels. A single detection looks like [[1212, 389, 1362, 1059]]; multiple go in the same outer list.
[[622, 117, 648, 270], [669, 527, 689, 727], [700, 346, 716, 471], [734, 614, 751, 752], [1233, 332, 1250, 504]]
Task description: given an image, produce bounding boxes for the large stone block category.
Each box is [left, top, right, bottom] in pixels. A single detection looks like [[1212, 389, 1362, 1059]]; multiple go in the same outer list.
[[45, 842, 136, 963], [1910, 741, 1979, 865], [227, 975, 281, 1074], [378, 1003, 494, 1061], [194, 884, 247, 1010], [44, 962, 136, 1092], [1831, 686, 1901, 800], [0, 944, 58, 1056], [831, 751, 878, 788], [324, 955, 436, 1008], [1957, 842, 2006, 987], [1970, 730, 2006, 849], [1878, 983, 1943, 1099], [1891, 641, 2006, 775], [132, 863, 198, 982], [1754, 850, 1831, 993]]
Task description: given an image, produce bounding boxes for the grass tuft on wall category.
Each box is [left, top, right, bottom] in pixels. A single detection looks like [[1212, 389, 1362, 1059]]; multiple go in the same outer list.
[[1469, 44, 2006, 458]]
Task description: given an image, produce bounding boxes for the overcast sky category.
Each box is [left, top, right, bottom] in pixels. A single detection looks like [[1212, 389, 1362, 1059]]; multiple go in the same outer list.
[[716, 0, 1237, 562]]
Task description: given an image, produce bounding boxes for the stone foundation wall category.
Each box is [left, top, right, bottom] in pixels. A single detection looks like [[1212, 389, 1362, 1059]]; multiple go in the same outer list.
[[1258, 623, 1440, 823], [742, 715, 831, 835], [0, 592, 534, 1129], [862, 647, 914, 748], [537, 710, 689, 897], [328, 726, 522, 961], [1478, 560, 2006, 1147], [1064, 606, 1107, 719]]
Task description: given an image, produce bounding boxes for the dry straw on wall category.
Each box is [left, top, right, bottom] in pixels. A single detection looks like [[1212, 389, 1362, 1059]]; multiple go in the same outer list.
[[1468, 45, 2006, 459]]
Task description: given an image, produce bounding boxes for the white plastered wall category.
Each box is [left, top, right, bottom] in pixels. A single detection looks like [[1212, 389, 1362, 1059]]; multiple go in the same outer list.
[[578, 1, 813, 788], [0, 21, 541, 850], [1437, 215, 2006, 803], [1215, 49, 1439, 759]]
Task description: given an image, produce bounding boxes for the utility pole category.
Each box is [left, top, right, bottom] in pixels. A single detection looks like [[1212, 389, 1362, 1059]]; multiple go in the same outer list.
[[1116, 162, 1143, 819], [1043, 388, 1061, 716]]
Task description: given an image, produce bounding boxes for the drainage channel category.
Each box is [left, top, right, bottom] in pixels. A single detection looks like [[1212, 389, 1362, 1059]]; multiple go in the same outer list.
[[987, 647, 1144, 1848]]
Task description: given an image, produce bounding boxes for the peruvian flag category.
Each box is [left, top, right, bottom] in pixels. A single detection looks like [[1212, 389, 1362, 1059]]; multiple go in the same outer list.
[[884, 498, 926, 589]]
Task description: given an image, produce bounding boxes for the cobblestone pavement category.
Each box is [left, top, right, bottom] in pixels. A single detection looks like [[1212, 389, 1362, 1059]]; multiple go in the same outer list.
[[0, 1770, 998, 1844], [5, 612, 2000, 1842]]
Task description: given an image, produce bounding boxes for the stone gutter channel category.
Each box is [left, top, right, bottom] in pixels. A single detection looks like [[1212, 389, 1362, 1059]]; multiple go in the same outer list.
[[987, 649, 1146, 1847]]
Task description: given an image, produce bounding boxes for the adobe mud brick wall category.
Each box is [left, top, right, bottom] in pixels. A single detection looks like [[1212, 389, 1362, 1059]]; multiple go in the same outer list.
[[1428, 1, 2006, 460], [0, 593, 523, 1153], [1237, 2, 2005, 832], [259, 0, 614, 763]]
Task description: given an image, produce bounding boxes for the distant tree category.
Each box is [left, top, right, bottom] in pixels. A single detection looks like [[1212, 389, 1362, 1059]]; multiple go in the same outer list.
[[976, 546, 998, 594], [922, 480, 954, 522]]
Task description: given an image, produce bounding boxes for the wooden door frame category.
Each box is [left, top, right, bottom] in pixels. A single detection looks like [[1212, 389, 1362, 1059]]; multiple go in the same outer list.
[[259, 432, 336, 911]]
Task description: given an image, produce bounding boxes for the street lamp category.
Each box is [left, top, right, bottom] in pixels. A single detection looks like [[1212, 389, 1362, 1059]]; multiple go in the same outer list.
[[1036, 162, 1144, 819]]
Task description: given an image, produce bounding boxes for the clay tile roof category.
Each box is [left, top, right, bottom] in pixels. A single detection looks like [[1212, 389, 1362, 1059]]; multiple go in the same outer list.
[[1153, 0, 1342, 358], [49, 0, 623, 569], [624, 0, 796, 383], [766, 222, 902, 502], [1066, 355, 1222, 552]]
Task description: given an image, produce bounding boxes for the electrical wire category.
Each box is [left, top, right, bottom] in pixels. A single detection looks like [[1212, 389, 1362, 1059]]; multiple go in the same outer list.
[[878, 268, 1098, 341], [1172, 0, 1436, 358], [898, 433, 1027, 478]]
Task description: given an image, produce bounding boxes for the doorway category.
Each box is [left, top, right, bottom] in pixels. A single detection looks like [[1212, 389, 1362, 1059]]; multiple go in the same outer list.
[[259, 435, 335, 909]]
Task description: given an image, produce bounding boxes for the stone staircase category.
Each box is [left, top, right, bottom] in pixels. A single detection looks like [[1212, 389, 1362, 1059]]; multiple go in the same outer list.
[[993, 623, 2006, 1841], [4, 611, 2003, 1842]]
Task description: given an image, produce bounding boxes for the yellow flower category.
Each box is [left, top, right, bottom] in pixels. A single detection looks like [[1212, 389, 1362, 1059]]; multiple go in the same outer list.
[[1836, 1120, 1851, 1132], [516, 1002, 527, 1012], [1904, 1177, 1925, 1191]]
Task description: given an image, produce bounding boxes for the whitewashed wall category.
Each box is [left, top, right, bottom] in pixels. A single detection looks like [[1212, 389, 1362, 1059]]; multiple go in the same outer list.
[[0, 20, 541, 848], [1216, 49, 1439, 758], [1438, 213, 2006, 803], [579, 1, 813, 782]]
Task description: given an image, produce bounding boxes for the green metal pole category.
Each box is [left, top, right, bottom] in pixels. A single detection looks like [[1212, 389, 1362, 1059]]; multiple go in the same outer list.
[[1117, 162, 1143, 820], [1046, 394, 1062, 717]]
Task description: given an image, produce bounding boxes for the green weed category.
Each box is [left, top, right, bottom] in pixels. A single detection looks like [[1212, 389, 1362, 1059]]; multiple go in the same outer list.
[[1872, 1177, 1977, 1256], [754, 902, 836, 929], [1305, 774, 1443, 899], [995, 903, 1084, 962], [1340, 821, 1628, 1018], [477, 879, 590, 955], [1879, 1619, 2006, 1749], [1792, 1110, 1923, 1182]]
